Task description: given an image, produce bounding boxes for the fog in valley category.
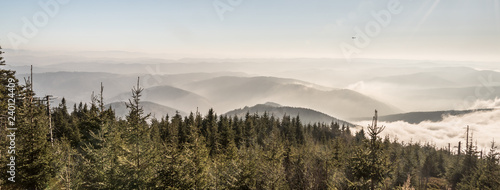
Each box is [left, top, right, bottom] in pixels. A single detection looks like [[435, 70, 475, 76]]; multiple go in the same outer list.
[[2, 1, 500, 188], [3, 50, 499, 149]]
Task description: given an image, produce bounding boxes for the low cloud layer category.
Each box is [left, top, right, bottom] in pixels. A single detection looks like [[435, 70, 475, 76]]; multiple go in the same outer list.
[[468, 97, 500, 109], [355, 109, 500, 152]]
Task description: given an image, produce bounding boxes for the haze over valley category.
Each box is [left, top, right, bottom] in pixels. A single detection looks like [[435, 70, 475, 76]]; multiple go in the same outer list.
[[2, 1, 500, 188], [4, 52, 499, 150]]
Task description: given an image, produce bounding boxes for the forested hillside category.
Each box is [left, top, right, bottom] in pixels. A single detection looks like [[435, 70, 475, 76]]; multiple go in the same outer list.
[[225, 102, 353, 126], [1, 50, 500, 189]]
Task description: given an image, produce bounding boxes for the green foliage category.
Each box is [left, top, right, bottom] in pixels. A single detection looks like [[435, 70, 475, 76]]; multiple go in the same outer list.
[[157, 138, 210, 189], [119, 77, 156, 189], [1, 62, 498, 189], [52, 138, 82, 189], [457, 141, 500, 189], [53, 98, 81, 147], [349, 111, 390, 190], [7, 77, 56, 189]]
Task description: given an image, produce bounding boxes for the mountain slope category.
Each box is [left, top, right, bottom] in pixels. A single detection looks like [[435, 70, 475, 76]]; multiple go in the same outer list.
[[105, 101, 187, 119], [367, 72, 456, 88], [225, 102, 355, 126], [109, 85, 211, 114], [352, 109, 495, 124], [183, 76, 400, 119], [362, 67, 500, 89], [17, 72, 400, 119], [15, 71, 246, 106], [16, 72, 131, 103]]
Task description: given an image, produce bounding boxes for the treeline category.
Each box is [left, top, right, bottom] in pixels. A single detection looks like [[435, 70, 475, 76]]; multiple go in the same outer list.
[[1, 50, 500, 189]]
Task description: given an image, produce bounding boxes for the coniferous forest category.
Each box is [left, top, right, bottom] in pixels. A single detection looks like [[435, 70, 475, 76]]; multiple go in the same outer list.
[[1, 49, 500, 189]]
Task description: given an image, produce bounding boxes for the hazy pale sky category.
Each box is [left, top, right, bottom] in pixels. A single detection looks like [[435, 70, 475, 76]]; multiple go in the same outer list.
[[1, 0, 499, 61]]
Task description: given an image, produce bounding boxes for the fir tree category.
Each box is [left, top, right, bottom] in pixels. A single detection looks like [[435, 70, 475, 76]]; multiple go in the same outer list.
[[157, 133, 210, 189], [52, 97, 80, 147], [204, 108, 220, 156], [14, 77, 56, 189], [52, 138, 82, 189], [121, 77, 155, 189], [350, 110, 390, 190]]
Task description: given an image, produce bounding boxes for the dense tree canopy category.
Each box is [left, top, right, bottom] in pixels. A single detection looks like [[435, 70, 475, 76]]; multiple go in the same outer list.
[[0, 50, 499, 189]]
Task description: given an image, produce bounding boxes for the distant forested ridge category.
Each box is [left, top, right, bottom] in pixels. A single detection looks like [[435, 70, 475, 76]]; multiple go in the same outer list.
[[1, 49, 499, 189], [224, 102, 354, 127], [353, 109, 496, 124]]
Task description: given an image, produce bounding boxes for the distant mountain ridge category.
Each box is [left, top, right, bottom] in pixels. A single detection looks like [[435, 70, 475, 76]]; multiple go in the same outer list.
[[184, 76, 401, 118], [352, 109, 495, 124], [105, 101, 187, 119], [15, 71, 247, 106], [17, 71, 401, 119], [109, 85, 211, 114], [225, 102, 355, 127]]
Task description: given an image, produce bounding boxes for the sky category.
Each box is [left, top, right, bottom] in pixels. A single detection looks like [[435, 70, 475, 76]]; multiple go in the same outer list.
[[1, 0, 500, 61]]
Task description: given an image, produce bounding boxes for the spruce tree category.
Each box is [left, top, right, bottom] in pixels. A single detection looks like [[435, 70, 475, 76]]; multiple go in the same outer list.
[[458, 140, 500, 189], [52, 138, 82, 189], [204, 108, 220, 156], [294, 115, 305, 145], [258, 125, 286, 189], [350, 110, 390, 190], [0, 47, 24, 188], [218, 115, 234, 152], [14, 75, 56, 189], [167, 112, 180, 146], [481, 140, 500, 188], [244, 112, 256, 147], [121, 77, 155, 189], [157, 130, 210, 189], [52, 97, 80, 147]]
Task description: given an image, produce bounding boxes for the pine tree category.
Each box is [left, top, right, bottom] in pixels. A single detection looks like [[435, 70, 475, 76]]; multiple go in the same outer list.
[[0, 46, 18, 113], [104, 110, 126, 189], [204, 108, 220, 156], [234, 145, 259, 189], [210, 116, 241, 189], [52, 138, 82, 189], [244, 112, 256, 147], [452, 126, 479, 188], [0, 47, 24, 188], [75, 83, 124, 189], [350, 110, 390, 190], [281, 114, 293, 144], [232, 115, 243, 148], [218, 115, 234, 152], [178, 113, 192, 145], [167, 112, 180, 145], [13, 76, 56, 189], [257, 123, 286, 189], [121, 77, 155, 189], [327, 138, 349, 189], [294, 115, 305, 145], [458, 140, 500, 189], [480, 140, 500, 188], [52, 97, 80, 147], [355, 127, 366, 143], [157, 132, 210, 189], [4, 50, 496, 189], [76, 101, 101, 145]]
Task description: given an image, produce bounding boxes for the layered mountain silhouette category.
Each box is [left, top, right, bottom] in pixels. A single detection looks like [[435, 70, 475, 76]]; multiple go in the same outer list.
[[109, 85, 211, 114], [183, 76, 401, 119], [352, 109, 495, 124], [105, 101, 186, 119], [225, 102, 355, 126], [20, 72, 401, 119]]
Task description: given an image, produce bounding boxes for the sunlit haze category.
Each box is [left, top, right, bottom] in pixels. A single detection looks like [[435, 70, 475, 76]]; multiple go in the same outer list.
[[1, 0, 499, 61], [1, 0, 500, 157]]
